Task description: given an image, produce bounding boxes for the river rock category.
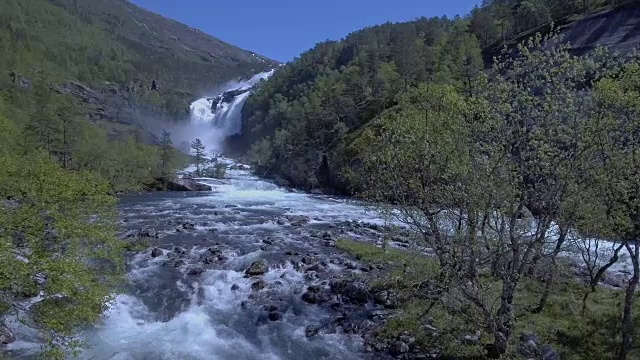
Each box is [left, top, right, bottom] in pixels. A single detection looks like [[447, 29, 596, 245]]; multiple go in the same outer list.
[[251, 280, 267, 291], [540, 344, 560, 360], [200, 255, 214, 265], [245, 260, 269, 276], [330, 279, 370, 304], [149, 177, 213, 191], [301, 285, 332, 304], [602, 271, 626, 288], [231, 284, 240, 291], [268, 311, 282, 321], [391, 341, 409, 355], [180, 221, 195, 230], [150, 247, 163, 258], [187, 267, 206, 276], [520, 332, 540, 344], [0, 323, 15, 345], [305, 324, 320, 338], [208, 247, 222, 255], [518, 340, 539, 357], [461, 334, 480, 346]]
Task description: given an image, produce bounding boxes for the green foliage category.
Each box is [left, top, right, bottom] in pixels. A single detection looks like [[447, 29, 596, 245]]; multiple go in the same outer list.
[[160, 130, 174, 175], [241, 0, 627, 193], [0, 151, 124, 357], [0, 0, 274, 91], [190, 139, 206, 176], [242, 17, 484, 190], [329, 30, 640, 358], [339, 239, 639, 359]]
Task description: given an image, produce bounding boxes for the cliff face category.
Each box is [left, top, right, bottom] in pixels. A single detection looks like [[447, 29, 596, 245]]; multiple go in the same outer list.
[[560, 5, 640, 55]]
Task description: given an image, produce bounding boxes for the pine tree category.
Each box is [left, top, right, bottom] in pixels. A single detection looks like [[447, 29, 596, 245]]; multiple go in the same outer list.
[[160, 130, 173, 175], [190, 138, 205, 176]]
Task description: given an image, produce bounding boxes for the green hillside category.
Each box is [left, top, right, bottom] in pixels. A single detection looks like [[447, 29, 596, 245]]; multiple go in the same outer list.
[[0, 3, 274, 355], [240, 0, 630, 193]]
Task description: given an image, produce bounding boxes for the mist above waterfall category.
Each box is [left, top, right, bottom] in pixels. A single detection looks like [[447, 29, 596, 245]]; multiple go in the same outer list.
[[163, 70, 274, 154]]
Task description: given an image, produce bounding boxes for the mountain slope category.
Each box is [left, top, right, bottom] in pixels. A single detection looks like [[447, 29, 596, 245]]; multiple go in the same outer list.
[[0, 0, 277, 140], [239, 1, 640, 193], [48, 0, 276, 91]]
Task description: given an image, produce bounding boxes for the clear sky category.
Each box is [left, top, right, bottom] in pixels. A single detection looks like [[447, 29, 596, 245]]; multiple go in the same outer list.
[[130, 0, 480, 63]]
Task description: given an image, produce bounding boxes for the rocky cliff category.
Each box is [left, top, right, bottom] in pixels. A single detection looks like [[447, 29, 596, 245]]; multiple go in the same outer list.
[[561, 4, 640, 55]]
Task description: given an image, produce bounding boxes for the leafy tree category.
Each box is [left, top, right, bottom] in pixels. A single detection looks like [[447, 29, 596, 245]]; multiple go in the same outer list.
[[242, 16, 484, 191], [588, 63, 640, 360], [0, 152, 124, 358], [190, 138, 206, 176]]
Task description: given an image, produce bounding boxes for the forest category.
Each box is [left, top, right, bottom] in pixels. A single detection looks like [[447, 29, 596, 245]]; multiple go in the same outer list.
[[240, 0, 640, 359], [0, 0, 269, 356], [241, 0, 629, 191]]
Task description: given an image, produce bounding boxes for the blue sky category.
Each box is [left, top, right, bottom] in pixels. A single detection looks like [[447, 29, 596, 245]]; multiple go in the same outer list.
[[131, 0, 480, 62]]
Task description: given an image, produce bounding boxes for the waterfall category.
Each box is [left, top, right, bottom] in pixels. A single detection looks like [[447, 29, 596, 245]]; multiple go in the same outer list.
[[188, 70, 274, 153]]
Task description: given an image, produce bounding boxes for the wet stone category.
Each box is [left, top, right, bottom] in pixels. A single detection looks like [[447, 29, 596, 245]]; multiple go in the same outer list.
[[231, 284, 240, 291], [0, 323, 15, 345], [151, 248, 163, 258], [268, 312, 282, 321], [187, 267, 205, 276], [251, 280, 266, 291], [391, 341, 410, 355], [305, 324, 320, 338], [200, 255, 214, 265], [245, 260, 269, 276]]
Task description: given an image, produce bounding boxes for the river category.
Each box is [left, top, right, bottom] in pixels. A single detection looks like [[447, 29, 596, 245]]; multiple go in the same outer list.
[[77, 165, 390, 360]]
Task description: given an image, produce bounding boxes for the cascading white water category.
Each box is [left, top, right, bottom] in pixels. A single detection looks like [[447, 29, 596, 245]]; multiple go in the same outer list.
[[188, 70, 275, 152]]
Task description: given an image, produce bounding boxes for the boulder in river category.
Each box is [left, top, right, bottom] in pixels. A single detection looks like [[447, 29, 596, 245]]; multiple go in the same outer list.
[[151, 248, 163, 258], [0, 322, 15, 345], [245, 260, 269, 276], [187, 267, 206, 276], [330, 279, 371, 304], [301, 285, 332, 304], [251, 280, 267, 291], [390, 341, 409, 355], [147, 177, 212, 191]]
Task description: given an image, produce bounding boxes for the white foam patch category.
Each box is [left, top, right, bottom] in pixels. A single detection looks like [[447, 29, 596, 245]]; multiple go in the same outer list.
[[81, 295, 280, 360]]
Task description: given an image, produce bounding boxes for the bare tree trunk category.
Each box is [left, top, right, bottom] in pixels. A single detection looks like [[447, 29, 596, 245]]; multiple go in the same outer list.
[[618, 241, 639, 360], [491, 276, 516, 358], [534, 226, 568, 313], [582, 243, 624, 315], [62, 120, 68, 169]]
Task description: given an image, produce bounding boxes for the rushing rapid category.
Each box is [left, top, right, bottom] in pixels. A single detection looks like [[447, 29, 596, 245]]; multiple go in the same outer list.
[[188, 70, 275, 152], [77, 166, 388, 360], [76, 71, 391, 360]]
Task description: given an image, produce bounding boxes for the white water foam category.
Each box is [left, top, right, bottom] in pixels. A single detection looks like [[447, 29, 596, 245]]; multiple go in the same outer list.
[[188, 70, 275, 152]]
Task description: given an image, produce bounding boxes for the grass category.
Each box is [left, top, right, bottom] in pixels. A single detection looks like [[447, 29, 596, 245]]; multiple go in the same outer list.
[[336, 238, 640, 359]]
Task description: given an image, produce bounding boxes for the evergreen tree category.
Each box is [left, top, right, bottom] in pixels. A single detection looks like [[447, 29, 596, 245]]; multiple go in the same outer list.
[[190, 138, 205, 176], [160, 130, 173, 175]]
